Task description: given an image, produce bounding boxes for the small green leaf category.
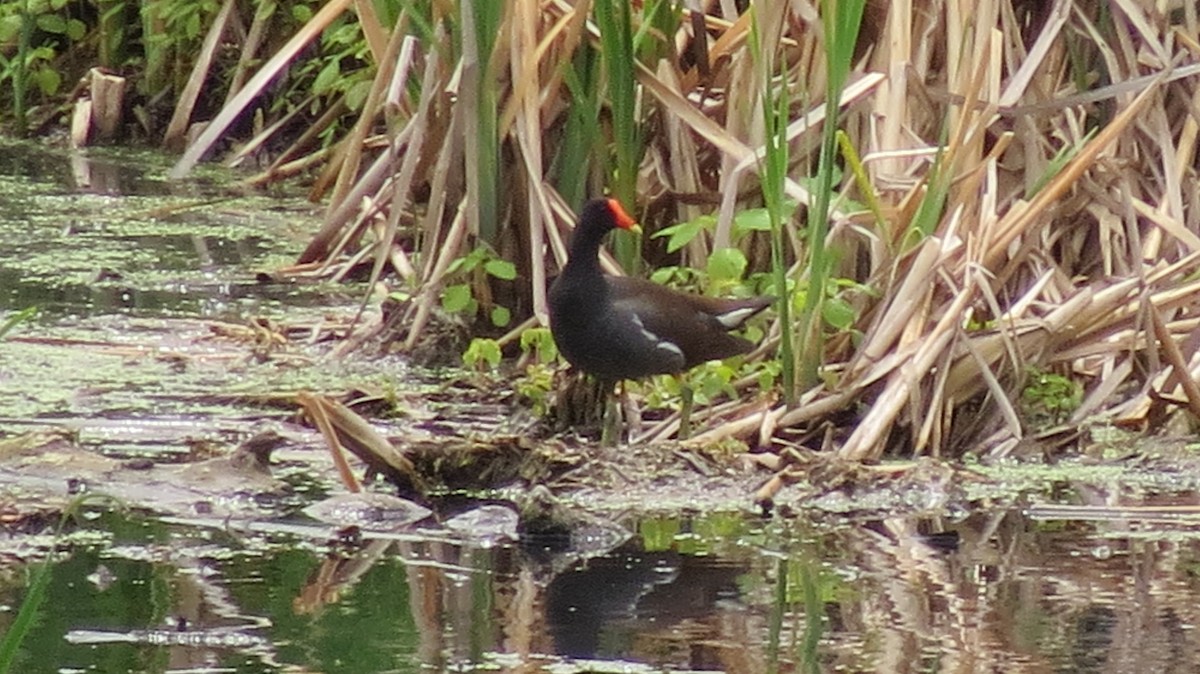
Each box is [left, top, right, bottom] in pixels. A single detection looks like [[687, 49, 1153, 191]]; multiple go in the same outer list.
[[345, 79, 372, 111], [441, 284, 472, 313], [520, 327, 559, 363], [0, 306, 38, 340], [36, 14, 67, 34], [653, 215, 713, 253], [0, 16, 21, 42], [742, 323, 765, 344], [693, 363, 736, 404], [649, 267, 675, 284], [313, 60, 341, 95], [66, 18, 85, 40], [733, 208, 772, 233], [799, 169, 843, 192], [448, 248, 486, 275], [539, 338, 558, 363], [756, 361, 780, 390], [185, 13, 201, 39], [463, 338, 502, 370], [822, 296, 856, 330], [26, 45, 56, 66], [706, 248, 748, 283], [33, 68, 61, 95], [490, 305, 511, 327], [519, 327, 542, 351], [484, 259, 517, 280], [791, 288, 808, 314], [639, 517, 680, 552]]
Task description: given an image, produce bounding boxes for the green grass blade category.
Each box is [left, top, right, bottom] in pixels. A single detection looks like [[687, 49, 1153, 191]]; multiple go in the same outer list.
[[797, 0, 866, 386], [751, 9, 796, 403], [462, 1, 502, 243], [555, 48, 602, 209], [0, 551, 52, 673], [593, 0, 642, 269], [0, 494, 122, 673], [0, 306, 37, 340], [836, 130, 885, 229], [909, 122, 949, 240]]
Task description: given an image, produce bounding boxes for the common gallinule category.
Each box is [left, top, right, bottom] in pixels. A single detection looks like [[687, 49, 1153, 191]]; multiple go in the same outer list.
[[548, 198, 772, 437]]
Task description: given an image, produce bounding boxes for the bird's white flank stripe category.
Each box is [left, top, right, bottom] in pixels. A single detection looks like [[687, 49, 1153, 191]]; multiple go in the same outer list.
[[715, 306, 758, 328], [631, 315, 684, 359]]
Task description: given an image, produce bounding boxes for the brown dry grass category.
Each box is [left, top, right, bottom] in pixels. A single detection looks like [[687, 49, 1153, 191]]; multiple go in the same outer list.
[[173, 1, 1200, 458]]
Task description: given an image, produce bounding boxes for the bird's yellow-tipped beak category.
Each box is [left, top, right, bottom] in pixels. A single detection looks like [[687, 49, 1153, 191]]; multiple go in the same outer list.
[[628, 223, 643, 235], [605, 198, 639, 233]]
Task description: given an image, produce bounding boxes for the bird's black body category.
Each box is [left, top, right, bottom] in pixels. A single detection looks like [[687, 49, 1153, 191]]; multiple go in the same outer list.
[[548, 198, 771, 384]]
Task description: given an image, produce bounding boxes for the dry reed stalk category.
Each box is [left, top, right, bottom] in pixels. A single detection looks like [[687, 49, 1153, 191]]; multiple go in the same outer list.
[[298, 391, 363, 493], [404, 201, 470, 350], [417, 89, 466, 283], [228, 94, 318, 169], [353, 0, 387, 64], [301, 124, 414, 264], [657, 60, 709, 266], [325, 17, 411, 221], [163, 0, 236, 150], [1148, 303, 1200, 420], [359, 33, 440, 329], [513, 0, 550, 321], [223, 0, 276, 109], [364, 220, 414, 282]]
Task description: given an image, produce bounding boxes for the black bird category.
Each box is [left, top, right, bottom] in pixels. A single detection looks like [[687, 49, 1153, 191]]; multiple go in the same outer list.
[[548, 198, 771, 436]]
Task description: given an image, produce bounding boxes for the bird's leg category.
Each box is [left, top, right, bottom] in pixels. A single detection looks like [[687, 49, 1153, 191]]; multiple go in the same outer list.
[[601, 380, 621, 446], [678, 375, 694, 440], [623, 381, 644, 440]]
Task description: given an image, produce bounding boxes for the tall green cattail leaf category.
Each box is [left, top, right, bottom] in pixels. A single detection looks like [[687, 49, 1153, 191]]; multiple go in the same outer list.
[[751, 9, 796, 403], [593, 0, 641, 269], [797, 0, 865, 386], [556, 48, 603, 210]]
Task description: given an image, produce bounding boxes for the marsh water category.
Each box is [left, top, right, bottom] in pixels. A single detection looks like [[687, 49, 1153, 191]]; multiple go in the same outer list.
[[3, 141, 1200, 673]]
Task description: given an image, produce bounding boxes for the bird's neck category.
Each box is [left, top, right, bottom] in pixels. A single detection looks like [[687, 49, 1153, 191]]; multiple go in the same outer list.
[[565, 228, 608, 277]]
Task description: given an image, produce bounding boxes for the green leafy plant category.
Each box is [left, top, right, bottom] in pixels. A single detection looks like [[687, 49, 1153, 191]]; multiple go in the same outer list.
[[442, 245, 517, 328], [1021, 368, 1082, 428], [519, 326, 558, 364], [639, 209, 783, 413], [511, 327, 561, 417], [653, 204, 798, 255], [554, 47, 603, 209], [515, 362, 556, 417], [462, 337, 501, 370], [261, 5, 378, 130], [0, 0, 81, 128], [786, 277, 872, 339], [593, 0, 642, 269], [646, 360, 740, 408]]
